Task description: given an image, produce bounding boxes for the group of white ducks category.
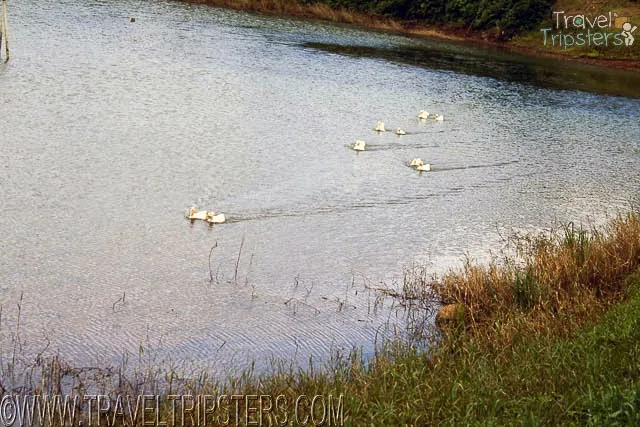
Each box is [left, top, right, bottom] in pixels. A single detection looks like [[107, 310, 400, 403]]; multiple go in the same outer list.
[[187, 109, 443, 224], [352, 110, 444, 172], [418, 110, 444, 121], [187, 206, 226, 224]]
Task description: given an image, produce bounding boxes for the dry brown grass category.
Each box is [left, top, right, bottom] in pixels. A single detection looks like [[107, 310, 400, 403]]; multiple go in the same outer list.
[[183, 0, 410, 32], [433, 211, 640, 343]]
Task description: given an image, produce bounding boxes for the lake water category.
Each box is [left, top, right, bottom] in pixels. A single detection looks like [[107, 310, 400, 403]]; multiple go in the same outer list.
[[1, 0, 639, 378]]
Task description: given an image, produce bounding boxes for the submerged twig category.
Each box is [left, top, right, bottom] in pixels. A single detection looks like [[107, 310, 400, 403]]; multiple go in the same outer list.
[[284, 298, 320, 315], [234, 234, 245, 284], [112, 292, 126, 312], [208, 241, 218, 282], [11, 292, 24, 386]]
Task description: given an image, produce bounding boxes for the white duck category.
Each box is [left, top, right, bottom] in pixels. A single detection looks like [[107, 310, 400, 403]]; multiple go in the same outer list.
[[410, 158, 424, 167], [353, 140, 366, 151], [417, 163, 432, 172], [188, 207, 211, 220], [434, 114, 444, 121], [375, 121, 386, 132], [418, 110, 430, 119], [396, 128, 407, 135], [207, 213, 226, 224]]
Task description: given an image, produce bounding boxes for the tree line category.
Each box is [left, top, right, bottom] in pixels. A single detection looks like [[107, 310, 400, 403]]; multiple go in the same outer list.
[[301, 0, 556, 38]]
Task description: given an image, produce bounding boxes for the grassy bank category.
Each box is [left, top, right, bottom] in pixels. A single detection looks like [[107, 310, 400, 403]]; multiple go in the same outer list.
[[4, 212, 640, 425], [183, 0, 640, 71]]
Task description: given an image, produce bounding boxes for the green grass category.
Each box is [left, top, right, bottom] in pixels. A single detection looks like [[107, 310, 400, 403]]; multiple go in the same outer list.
[[414, 274, 640, 425]]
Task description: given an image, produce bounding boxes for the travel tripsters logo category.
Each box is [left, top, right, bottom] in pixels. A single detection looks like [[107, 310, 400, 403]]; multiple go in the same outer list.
[[541, 11, 637, 49]]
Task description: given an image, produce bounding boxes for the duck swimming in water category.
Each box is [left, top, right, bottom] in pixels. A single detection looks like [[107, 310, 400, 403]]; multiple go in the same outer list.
[[409, 158, 431, 171], [418, 110, 430, 119], [207, 213, 226, 224], [375, 121, 386, 132], [188, 207, 211, 220], [396, 128, 406, 135], [353, 140, 366, 151]]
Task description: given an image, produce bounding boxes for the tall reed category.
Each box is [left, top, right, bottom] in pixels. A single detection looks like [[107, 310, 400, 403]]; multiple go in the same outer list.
[[434, 211, 640, 342]]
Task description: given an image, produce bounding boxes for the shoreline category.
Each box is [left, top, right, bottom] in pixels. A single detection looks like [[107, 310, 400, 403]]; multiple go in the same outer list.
[[183, 0, 640, 72]]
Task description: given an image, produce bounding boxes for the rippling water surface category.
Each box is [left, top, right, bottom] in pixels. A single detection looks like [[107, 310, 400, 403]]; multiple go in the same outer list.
[[1, 0, 639, 374]]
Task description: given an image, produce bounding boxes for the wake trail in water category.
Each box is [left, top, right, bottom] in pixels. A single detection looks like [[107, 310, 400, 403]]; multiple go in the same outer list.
[[218, 190, 464, 224], [430, 160, 520, 172]]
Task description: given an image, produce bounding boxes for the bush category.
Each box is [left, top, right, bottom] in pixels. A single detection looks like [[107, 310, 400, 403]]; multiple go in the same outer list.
[[309, 0, 553, 37]]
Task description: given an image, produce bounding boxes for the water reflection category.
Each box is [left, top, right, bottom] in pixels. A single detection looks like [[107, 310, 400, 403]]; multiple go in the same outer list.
[[303, 41, 640, 98]]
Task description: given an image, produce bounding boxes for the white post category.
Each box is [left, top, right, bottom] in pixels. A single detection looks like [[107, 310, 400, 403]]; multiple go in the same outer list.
[[1, 0, 8, 61], [0, 1, 4, 59]]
